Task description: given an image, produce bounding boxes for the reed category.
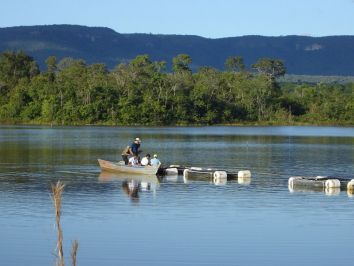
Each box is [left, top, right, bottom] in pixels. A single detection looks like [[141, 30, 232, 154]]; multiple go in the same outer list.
[[52, 181, 65, 266], [71, 240, 79, 266], [51, 181, 79, 266]]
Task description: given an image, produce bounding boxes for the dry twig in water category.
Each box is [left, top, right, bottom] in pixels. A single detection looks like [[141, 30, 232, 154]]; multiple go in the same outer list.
[[51, 181, 65, 266], [71, 240, 79, 266]]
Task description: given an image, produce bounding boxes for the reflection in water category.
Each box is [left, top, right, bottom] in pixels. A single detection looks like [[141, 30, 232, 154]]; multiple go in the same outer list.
[[162, 174, 179, 183], [238, 176, 251, 185], [122, 180, 140, 202], [99, 171, 159, 202], [213, 177, 227, 186], [325, 187, 341, 196]]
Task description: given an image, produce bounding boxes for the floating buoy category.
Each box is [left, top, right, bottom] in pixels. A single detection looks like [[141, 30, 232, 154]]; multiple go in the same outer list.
[[238, 170, 251, 178], [288, 176, 302, 189], [213, 171, 227, 179], [347, 179, 354, 191], [165, 167, 178, 175], [325, 179, 341, 188], [213, 171, 227, 185]]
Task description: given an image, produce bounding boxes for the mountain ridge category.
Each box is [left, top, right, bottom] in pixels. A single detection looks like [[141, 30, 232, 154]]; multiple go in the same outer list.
[[1, 24, 354, 75]]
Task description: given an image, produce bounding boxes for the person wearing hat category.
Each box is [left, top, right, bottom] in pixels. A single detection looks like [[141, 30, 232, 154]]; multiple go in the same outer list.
[[130, 137, 142, 156], [121, 137, 141, 165], [150, 154, 161, 166]]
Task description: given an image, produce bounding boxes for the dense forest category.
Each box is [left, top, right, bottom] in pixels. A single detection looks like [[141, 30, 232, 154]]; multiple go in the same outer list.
[[0, 51, 353, 126]]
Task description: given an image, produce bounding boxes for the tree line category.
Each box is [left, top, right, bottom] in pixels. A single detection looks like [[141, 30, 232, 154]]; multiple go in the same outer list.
[[0, 51, 353, 125]]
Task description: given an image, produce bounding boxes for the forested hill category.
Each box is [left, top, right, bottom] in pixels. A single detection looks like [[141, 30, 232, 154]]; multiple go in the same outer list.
[[1, 25, 354, 75]]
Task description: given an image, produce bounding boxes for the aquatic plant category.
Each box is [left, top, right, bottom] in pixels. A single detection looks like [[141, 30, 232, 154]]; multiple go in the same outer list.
[[51, 181, 79, 266]]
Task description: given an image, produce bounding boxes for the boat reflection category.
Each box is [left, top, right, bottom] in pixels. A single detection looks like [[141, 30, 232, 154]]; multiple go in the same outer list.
[[99, 171, 160, 202], [122, 179, 140, 202]]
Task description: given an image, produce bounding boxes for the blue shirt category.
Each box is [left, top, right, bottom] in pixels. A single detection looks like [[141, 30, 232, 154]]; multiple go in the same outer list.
[[150, 158, 160, 166], [131, 142, 140, 155]]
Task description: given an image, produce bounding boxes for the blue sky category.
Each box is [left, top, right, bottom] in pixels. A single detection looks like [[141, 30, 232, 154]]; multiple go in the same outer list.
[[1, 0, 354, 38]]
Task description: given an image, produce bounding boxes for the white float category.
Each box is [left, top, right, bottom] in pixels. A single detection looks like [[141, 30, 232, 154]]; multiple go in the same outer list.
[[347, 179, 354, 191], [213, 171, 227, 179], [238, 170, 251, 178], [288, 176, 302, 188], [165, 167, 178, 175], [212, 171, 227, 185], [325, 179, 341, 188]]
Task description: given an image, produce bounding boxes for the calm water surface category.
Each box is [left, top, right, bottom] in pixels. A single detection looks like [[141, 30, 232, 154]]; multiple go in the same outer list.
[[0, 126, 353, 266]]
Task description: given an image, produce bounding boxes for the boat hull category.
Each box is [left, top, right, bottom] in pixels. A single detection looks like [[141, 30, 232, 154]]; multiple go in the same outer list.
[[98, 159, 160, 175]]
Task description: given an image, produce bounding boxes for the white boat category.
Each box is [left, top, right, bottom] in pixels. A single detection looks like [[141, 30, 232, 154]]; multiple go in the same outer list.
[[98, 159, 160, 175]]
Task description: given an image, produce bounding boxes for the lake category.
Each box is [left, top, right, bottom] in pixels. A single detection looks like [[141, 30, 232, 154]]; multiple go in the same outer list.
[[0, 125, 353, 266]]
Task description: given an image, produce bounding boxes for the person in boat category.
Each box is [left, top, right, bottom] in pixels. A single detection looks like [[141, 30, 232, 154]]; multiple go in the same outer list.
[[121, 145, 133, 165], [121, 137, 142, 165], [131, 137, 142, 156], [128, 155, 140, 166], [150, 154, 161, 166], [141, 153, 151, 166]]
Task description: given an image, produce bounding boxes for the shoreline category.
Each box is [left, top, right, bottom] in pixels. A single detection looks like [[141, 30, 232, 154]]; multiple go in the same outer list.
[[1, 120, 353, 127]]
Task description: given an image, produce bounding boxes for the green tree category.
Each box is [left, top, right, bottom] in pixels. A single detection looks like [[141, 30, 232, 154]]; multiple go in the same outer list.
[[172, 54, 192, 73], [0, 51, 39, 88], [45, 56, 57, 82], [225, 56, 245, 72], [252, 58, 286, 80]]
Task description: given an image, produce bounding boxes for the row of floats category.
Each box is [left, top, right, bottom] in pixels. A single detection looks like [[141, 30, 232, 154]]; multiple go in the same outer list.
[[184, 168, 251, 185], [289, 176, 354, 196], [162, 166, 354, 195], [161, 166, 252, 185]]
